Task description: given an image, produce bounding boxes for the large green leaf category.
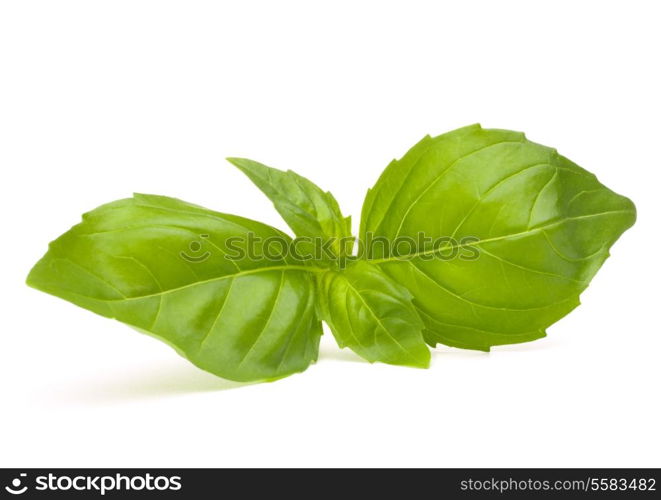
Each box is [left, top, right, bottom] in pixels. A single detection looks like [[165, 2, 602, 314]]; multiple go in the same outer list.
[[317, 261, 430, 367], [27, 194, 322, 382], [228, 157, 352, 259], [360, 124, 636, 350]]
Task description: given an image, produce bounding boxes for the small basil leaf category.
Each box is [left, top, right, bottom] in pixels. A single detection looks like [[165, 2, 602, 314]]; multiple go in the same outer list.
[[360, 124, 636, 350], [27, 194, 322, 382], [227, 157, 352, 258], [318, 261, 430, 368]]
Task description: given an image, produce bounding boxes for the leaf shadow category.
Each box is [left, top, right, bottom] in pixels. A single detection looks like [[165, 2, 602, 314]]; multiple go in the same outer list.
[[318, 343, 366, 363], [53, 339, 558, 407], [430, 348, 491, 360], [430, 336, 558, 359], [58, 362, 254, 406]]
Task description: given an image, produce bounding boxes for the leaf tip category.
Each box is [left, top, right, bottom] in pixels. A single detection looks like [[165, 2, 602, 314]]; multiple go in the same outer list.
[[225, 156, 247, 168], [25, 267, 37, 289], [416, 351, 432, 369]]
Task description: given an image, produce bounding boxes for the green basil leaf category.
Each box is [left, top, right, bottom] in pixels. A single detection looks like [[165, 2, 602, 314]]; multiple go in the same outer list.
[[227, 157, 352, 258], [317, 261, 430, 368], [27, 194, 322, 382], [360, 124, 636, 351]]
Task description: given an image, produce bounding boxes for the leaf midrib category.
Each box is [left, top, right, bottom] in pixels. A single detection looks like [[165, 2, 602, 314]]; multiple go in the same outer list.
[[366, 209, 634, 265], [67, 263, 324, 303]]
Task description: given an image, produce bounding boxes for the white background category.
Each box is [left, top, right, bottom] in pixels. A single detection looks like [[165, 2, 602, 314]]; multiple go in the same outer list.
[[1, 1, 659, 467]]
